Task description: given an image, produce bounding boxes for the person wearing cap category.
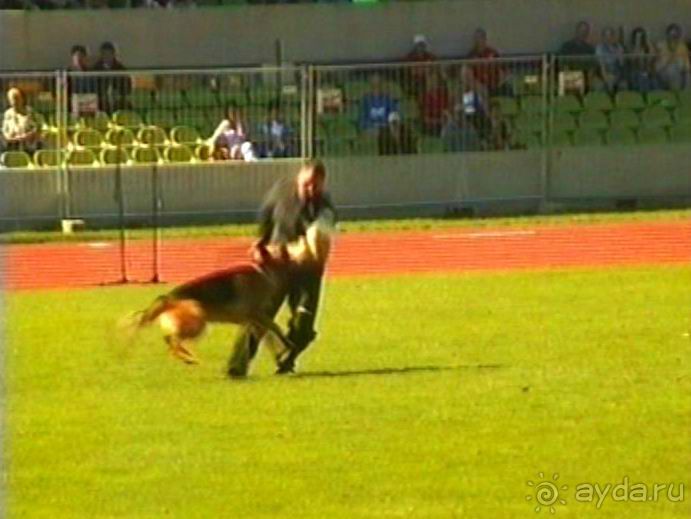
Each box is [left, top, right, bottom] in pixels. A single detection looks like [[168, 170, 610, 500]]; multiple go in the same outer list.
[[378, 111, 418, 155], [93, 41, 131, 113], [404, 34, 438, 97]]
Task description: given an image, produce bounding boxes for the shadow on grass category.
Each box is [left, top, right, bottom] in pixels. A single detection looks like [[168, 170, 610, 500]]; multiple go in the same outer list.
[[291, 363, 504, 380]]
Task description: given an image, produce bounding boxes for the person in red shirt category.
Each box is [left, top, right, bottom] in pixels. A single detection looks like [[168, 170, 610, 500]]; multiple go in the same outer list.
[[466, 28, 511, 96], [404, 34, 437, 98], [419, 72, 450, 136]]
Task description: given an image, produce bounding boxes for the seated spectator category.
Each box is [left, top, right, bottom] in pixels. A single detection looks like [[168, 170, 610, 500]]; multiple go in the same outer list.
[[208, 105, 257, 162], [558, 21, 597, 78], [378, 112, 417, 155], [442, 65, 491, 151], [93, 41, 131, 113], [419, 72, 450, 136], [626, 27, 658, 92], [403, 34, 437, 97], [595, 27, 626, 92], [67, 44, 97, 100], [359, 74, 400, 133], [466, 28, 511, 96], [655, 24, 690, 91], [257, 103, 295, 158], [2, 87, 41, 153]]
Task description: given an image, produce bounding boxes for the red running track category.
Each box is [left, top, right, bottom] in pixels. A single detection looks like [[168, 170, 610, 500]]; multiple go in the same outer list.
[[4, 221, 691, 290]]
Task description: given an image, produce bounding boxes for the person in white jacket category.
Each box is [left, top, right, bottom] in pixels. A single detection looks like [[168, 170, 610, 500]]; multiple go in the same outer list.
[[207, 104, 257, 162]]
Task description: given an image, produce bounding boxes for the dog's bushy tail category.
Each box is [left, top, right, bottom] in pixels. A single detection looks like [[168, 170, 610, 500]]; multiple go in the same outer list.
[[116, 295, 172, 346]]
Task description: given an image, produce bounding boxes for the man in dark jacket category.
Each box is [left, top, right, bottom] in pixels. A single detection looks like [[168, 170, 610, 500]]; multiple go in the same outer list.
[[93, 41, 131, 113], [227, 159, 337, 377]]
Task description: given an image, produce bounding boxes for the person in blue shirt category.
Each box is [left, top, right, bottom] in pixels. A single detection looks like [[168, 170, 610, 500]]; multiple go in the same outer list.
[[359, 74, 400, 133]]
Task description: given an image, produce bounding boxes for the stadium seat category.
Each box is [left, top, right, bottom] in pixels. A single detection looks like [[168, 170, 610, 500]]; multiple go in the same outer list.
[[577, 110, 609, 130], [249, 84, 279, 106], [669, 122, 691, 143], [100, 147, 130, 166], [573, 128, 604, 146], [646, 90, 678, 110], [675, 103, 691, 123], [606, 128, 637, 146], [217, 89, 248, 107], [170, 125, 202, 146], [67, 149, 98, 166], [112, 110, 143, 130], [615, 91, 645, 111], [513, 113, 544, 133], [513, 131, 543, 149], [105, 127, 136, 149], [33, 92, 55, 114], [419, 136, 444, 154], [1, 151, 32, 168], [608, 109, 640, 129], [583, 91, 613, 112], [132, 146, 161, 164], [164, 144, 194, 163], [640, 106, 673, 128], [553, 94, 583, 114], [353, 134, 379, 156], [82, 112, 111, 133], [177, 110, 211, 134], [156, 90, 186, 109], [185, 88, 219, 109], [41, 129, 67, 150], [677, 89, 691, 108], [34, 149, 63, 168], [194, 144, 213, 162], [137, 126, 168, 148], [520, 95, 545, 115], [73, 128, 103, 150], [31, 112, 47, 131], [637, 127, 669, 145], [324, 116, 358, 141], [145, 110, 177, 130], [492, 96, 519, 119], [551, 130, 573, 147], [129, 89, 156, 111], [343, 81, 370, 104], [552, 112, 577, 132]]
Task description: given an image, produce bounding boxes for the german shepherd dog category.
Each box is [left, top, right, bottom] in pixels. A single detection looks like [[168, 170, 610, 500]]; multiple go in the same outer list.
[[124, 222, 333, 367]]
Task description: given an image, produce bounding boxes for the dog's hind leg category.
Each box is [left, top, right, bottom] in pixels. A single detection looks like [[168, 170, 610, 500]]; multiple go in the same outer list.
[[164, 335, 200, 365], [249, 316, 295, 366]]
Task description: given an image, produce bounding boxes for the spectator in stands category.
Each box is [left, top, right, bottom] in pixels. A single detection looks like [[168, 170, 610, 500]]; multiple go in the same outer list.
[[442, 65, 491, 151], [359, 74, 400, 133], [257, 102, 295, 158], [560, 21, 596, 56], [466, 28, 511, 96], [595, 26, 626, 92], [404, 34, 437, 98], [208, 104, 257, 162], [378, 112, 417, 155], [2, 87, 41, 153], [626, 27, 657, 92], [419, 72, 450, 136], [655, 24, 690, 91], [66, 44, 97, 108], [93, 41, 131, 113]]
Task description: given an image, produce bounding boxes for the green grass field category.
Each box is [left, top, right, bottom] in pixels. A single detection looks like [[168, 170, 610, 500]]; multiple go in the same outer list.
[[5, 267, 691, 517]]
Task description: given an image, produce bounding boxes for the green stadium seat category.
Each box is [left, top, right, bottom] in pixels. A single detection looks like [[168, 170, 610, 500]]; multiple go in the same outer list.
[[606, 128, 637, 146], [129, 89, 156, 111], [676, 89, 691, 107], [520, 95, 545, 115], [105, 127, 136, 149], [578, 110, 609, 130], [553, 94, 583, 114], [514, 113, 544, 133], [608, 109, 640, 129], [67, 148, 98, 166], [132, 146, 162, 164], [640, 106, 673, 128], [646, 90, 678, 110], [33, 92, 55, 114], [675, 103, 691, 123], [137, 126, 168, 148], [41, 129, 67, 150], [669, 122, 691, 143], [353, 134, 379, 156], [583, 91, 613, 112], [170, 125, 202, 146], [419, 136, 444, 154], [82, 111, 111, 133], [145, 110, 177, 130], [551, 130, 573, 147], [217, 89, 248, 107], [112, 110, 143, 130], [156, 90, 186, 109], [552, 112, 577, 132], [177, 110, 210, 134], [343, 81, 370, 104], [249, 85, 280, 106], [573, 128, 604, 146], [100, 147, 130, 166], [513, 131, 543, 149], [637, 127, 669, 145], [492, 96, 519, 119], [324, 116, 358, 140], [34, 149, 63, 168], [185, 88, 219, 109], [1, 151, 32, 168], [194, 144, 213, 162], [164, 144, 194, 163], [73, 128, 103, 150], [615, 91, 645, 111]]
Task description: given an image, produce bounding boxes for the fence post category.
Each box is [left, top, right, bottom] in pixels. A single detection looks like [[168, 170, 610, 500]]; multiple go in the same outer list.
[[539, 53, 551, 211], [56, 69, 71, 221]]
